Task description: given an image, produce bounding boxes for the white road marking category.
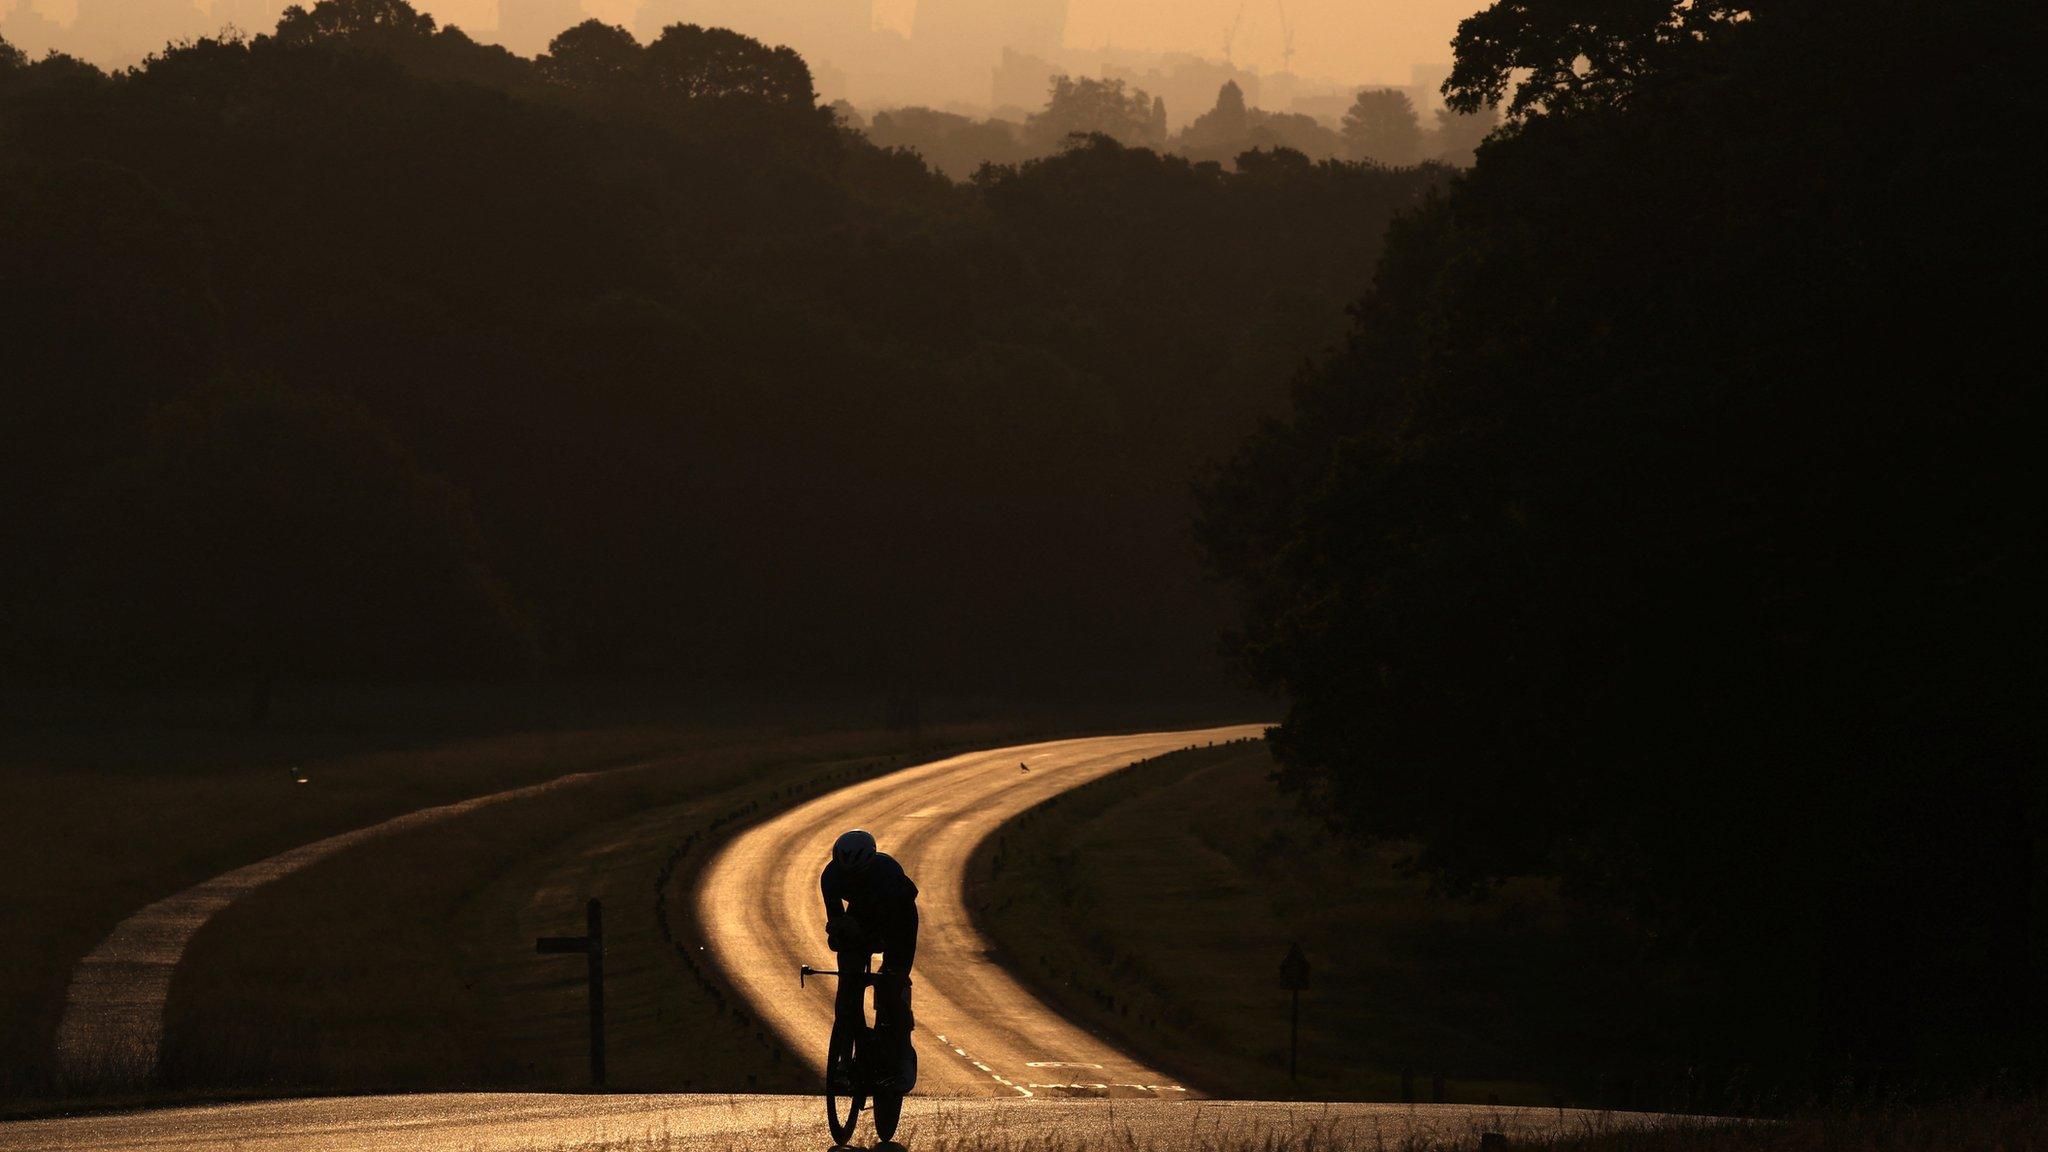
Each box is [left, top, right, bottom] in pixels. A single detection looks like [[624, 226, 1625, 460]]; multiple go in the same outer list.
[[928, 1030, 1032, 1098], [1027, 1061, 1104, 1068]]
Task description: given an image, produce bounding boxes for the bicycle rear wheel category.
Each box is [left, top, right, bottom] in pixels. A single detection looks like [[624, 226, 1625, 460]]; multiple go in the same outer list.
[[871, 1090, 903, 1143], [825, 1016, 866, 1147]]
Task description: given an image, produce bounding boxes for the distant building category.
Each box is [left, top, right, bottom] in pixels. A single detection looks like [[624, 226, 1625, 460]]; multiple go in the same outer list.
[[990, 47, 1059, 112], [1092, 52, 1256, 132], [1409, 62, 1451, 111], [634, 0, 868, 51], [915, 0, 1065, 60], [0, 0, 64, 57], [68, 0, 207, 66], [494, 0, 584, 57]]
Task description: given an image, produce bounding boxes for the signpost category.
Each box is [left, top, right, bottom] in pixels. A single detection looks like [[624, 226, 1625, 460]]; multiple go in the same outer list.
[[537, 898, 606, 1087], [1279, 942, 1310, 1081]]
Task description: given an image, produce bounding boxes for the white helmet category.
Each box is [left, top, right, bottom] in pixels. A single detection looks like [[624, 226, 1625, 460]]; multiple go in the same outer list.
[[833, 828, 877, 872]]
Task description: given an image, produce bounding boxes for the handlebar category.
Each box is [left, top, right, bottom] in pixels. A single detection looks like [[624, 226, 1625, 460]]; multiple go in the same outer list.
[[799, 963, 840, 987]]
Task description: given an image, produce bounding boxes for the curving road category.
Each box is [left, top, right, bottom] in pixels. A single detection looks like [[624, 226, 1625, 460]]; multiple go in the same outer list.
[[694, 726, 1268, 1100]]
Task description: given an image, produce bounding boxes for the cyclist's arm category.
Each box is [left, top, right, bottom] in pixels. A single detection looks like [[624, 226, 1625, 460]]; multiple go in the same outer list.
[[820, 866, 847, 922]]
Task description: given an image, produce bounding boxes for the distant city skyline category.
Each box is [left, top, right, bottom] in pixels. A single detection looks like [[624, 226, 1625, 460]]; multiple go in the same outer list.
[[4, 0, 1477, 107]]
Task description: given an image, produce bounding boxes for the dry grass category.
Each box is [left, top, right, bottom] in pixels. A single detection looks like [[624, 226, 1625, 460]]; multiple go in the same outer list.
[[545, 1099, 2046, 1152]]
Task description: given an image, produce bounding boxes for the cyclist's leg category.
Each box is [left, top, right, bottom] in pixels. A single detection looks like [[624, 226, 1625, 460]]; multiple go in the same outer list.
[[831, 949, 869, 1082], [873, 905, 918, 1076]]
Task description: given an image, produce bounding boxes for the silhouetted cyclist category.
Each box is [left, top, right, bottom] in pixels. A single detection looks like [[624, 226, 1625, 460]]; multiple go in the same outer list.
[[822, 828, 919, 1091]]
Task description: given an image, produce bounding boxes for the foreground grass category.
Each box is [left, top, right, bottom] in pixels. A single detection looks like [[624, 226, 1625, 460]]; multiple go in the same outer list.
[[969, 744, 1809, 1107], [550, 1099, 2045, 1152]]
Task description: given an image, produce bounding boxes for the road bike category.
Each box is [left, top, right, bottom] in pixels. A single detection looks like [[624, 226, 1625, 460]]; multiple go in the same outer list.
[[800, 958, 911, 1147]]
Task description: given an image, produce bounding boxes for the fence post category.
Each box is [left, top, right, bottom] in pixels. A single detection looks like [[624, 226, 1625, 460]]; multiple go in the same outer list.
[[537, 897, 607, 1088]]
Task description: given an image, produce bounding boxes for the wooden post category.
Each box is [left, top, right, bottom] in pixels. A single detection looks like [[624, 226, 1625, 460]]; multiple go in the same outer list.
[[537, 897, 607, 1088], [1289, 987, 1300, 1080], [586, 899, 606, 1087], [1279, 942, 1310, 1082]]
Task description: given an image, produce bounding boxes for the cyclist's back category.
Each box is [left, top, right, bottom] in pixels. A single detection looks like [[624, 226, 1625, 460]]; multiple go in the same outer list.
[[821, 848, 919, 946]]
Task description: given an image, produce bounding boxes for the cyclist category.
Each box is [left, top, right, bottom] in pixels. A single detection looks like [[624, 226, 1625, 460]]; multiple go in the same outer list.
[[821, 828, 919, 1091]]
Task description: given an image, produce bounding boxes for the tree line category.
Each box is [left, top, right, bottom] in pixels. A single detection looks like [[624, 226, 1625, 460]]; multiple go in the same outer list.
[[0, 0, 1450, 714], [854, 77, 1496, 182], [1200, 0, 2042, 1087]]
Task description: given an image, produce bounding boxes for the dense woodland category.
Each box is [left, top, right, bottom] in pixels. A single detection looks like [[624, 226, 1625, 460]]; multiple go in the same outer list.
[[0, 1, 1448, 706], [1200, 0, 2043, 1085]]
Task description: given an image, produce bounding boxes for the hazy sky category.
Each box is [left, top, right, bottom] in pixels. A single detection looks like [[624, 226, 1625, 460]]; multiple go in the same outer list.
[[15, 1, 1477, 83]]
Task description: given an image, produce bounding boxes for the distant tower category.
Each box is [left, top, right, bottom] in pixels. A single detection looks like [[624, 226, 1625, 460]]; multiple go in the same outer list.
[[70, 0, 208, 65], [632, 0, 869, 69], [0, 0, 64, 56], [497, 0, 585, 57], [915, 0, 1066, 60]]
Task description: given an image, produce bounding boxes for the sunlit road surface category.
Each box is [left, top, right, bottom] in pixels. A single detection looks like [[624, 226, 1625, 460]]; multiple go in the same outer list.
[[0, 1093, 1664, 1151], [695, 726, 1267, 1099]]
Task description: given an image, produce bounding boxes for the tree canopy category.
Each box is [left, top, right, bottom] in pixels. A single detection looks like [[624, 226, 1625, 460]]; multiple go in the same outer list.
[[1203, 0, 2043, 1079], [0, 0, 1446, 707]]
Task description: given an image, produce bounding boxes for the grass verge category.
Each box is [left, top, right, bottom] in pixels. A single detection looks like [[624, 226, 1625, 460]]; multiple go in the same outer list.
[[968, 742, 1810, 1109], [1, 704, 743, 1105]]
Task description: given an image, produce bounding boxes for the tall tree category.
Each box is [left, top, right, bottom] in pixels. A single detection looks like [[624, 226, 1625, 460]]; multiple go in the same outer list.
[[1339, 88, 1422, 165], [538, 19, 643, 97], [272, 0, 436, 44], [1025, 74, 1166, 151]]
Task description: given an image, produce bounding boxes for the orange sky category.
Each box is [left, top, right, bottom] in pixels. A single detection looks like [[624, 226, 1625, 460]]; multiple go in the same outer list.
[[16, 1, 1478, 83]]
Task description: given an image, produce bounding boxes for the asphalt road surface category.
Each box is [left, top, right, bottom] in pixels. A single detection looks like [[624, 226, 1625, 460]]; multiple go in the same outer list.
[[0, 1093, 1658, 1151], [694, 726, 1268, 1100]]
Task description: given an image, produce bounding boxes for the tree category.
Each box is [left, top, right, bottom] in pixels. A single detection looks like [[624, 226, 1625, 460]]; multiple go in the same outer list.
[[643, 22, 814, 107], [1445, 0, 1751, 117], [1025, 74, 1165, 152], [0, 32, 25, 73], [1430, 104, 1497, 165], [538, 19, 643, 96], [1339, 88, 1422, 165], [1202, 0, 2043, 1078], [92, 380, 532, 717], [272, 0, 437, 44], [1176, 80, 1250, 162]]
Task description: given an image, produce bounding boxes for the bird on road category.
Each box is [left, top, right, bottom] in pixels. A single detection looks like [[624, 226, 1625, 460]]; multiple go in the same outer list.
[[1019, 762, 1030, 772]]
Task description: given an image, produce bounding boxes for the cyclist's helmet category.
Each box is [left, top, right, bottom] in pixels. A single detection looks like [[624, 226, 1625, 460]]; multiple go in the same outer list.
[[833, 828, 877, 873]]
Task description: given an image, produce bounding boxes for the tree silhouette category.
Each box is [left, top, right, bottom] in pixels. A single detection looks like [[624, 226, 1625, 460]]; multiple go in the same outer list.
[[1202, 0, 2042, 1078], [273, 0, 437, 44], [1340, 88, 1422, 165], [538, 19, 643, 98], [1446, 0, 1749, 116], [89, 380, 532, 717], [1025, 74, 1166, 152], [1430, 104, 1497, 164], [644, 22, 814, 107]]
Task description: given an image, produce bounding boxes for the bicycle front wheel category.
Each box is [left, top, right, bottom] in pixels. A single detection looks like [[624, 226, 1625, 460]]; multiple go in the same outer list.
[[825, 1016, 866, 1147]]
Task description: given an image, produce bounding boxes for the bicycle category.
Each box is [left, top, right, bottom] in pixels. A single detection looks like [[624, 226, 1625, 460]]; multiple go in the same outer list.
[[800, 958, 910, 1147]]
